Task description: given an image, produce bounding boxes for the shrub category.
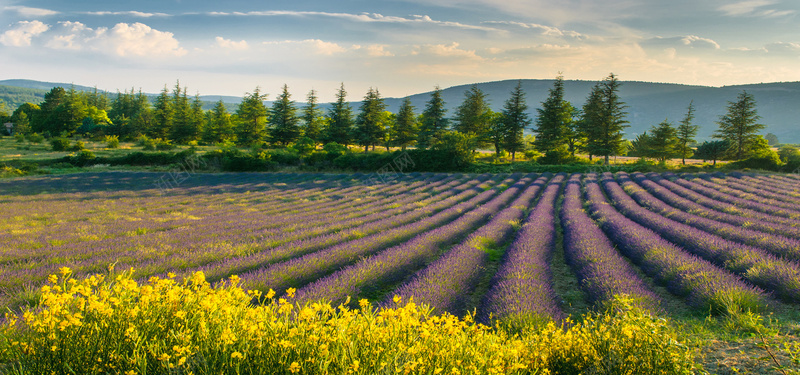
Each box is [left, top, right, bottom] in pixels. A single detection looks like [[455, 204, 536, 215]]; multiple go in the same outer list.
[[14, 133, 25, 143], [68, 141, 86, 152], [0, 270, 698, 375], [67, 150, 96, 166], [155, 139, 175, 151], [105, 135, 120, 149], [322, 142, 348, 158], [50, 137, 71, 151], [26, 133, 44, 144]]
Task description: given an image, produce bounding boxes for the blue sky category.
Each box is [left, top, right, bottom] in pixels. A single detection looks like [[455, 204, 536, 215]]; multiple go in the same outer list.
[[1, 0, 798, 101]]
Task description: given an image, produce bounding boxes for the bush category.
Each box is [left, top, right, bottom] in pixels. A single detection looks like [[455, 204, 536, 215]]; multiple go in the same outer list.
[[67, 150, 96, 166], [105, 135, 120, 149], [0, 270, 698, 375], [50, 137, 71, 151], [202, 146, 276, 172], [156, 139, 175, 151], [725, 152, 782, 171], [14, 133, 25, 143], [68, 141, 86, 152], [322, 142, 348, 158], [27, 133, 44, 144]]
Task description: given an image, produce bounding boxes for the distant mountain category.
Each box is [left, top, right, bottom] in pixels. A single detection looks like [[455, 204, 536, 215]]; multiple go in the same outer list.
[[3, 78, 799, 143]]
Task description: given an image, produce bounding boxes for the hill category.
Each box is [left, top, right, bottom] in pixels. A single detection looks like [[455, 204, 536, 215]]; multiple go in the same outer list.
[[2, 79, 799, 143]]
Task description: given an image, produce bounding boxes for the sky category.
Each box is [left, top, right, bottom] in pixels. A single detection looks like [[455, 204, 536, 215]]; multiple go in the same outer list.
[[1, 0, 799, 101]]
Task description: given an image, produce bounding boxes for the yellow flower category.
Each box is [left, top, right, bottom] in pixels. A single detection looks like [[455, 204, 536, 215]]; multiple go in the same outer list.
[[288, 361, 301, 373], [231, 351, 244, 360], [286, 288, 296, 298], [266, 289, 276, 299], [59, 267, 72, 276]]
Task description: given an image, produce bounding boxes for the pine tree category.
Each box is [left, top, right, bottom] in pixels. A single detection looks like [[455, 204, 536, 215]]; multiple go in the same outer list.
[[581, 74, 629, 165], [32, 87, 66, 134], [301, 90, 324, 144], [324, 83, 354, 147], [354, 87, 388, 152], [500, 81, 531, 162], [171, 82, 195, 144], [151, 86, 173, 139], [391, 97, 418, 150], [648, 119, 680, 162], [534, 75, 572, 163], [204, 100, 235, 144], [676, 101, 699, 164], [269, 84, 301, 146], [453, 85, 492, 151], [236, 87, 268, 147], [418, 86, 448, 149], [713, 90, 765, 160]]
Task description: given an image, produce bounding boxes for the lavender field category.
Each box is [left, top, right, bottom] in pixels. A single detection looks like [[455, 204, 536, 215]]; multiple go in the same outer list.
[[1, 170, 800, 320]]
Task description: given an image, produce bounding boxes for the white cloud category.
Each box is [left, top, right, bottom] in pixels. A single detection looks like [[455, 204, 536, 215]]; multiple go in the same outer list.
[[0, 20, 49, 47], [98, 23, 186, 57], [216, 36, 248, 50], [207, 10, 498, 32], [719, 0, 795, 17], [263, 39, 350, 55], [366, 44, 394, 57], [642, 35, 721, 50], [482, 21, 584, 38], [417, 42, 479, 58], [83, 11, 171, 18], [3, 6, 59, 17]]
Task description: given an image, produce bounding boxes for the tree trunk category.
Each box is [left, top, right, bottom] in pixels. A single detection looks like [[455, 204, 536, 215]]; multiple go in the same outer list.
[[604, 154, 609, 165]]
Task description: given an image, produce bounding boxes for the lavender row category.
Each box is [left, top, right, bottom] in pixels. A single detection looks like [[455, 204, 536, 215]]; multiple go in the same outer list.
[[616, 173, 800, 261], [0, 174, 482, 292], [598, 172, 800, 302], [650, 173, 800, 229], [479, 174, 566, 324], [741, 175, 800, 196], [0, 173, 448, 269], [667, 174, 800, 221], [713, 173, 800, 204], [293, 174, 537, 306], [582, 174, 766, 313], [383, 174, 550, 315], [686, 174, 800, 215], [238, 175, 513, 295], [561, 174, 661, 310], [635, 173, 800, 240]]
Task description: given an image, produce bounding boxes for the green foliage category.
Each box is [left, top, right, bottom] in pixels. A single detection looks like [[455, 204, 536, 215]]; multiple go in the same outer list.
[[301, 90, 324, 144], [534, 75, 571, 163], [203, 145, 276, 171], [453, 85, 492, 151], [322, 142, 348, 158], [292, 136, 316, 157], [417, 86, 448, 149], [714, 90, 766, 160], [694, 140, 730, 165], [676, 101, 699, 164], [390, 97, 418, 150], [765, 132, 780, 146], [105, 135, 120, 149], [324, 83, 354, 147], [67, 149, 96, 166], [235, 88, 269, 147], [647, 119, 680, 162], [26, 132, 44, 143], [50, 137, 71, 151], [581, 73, 630, 165], [500, 81, 533, 162], [431, 130, 475, 168], [353, 87, 388, 151], [269, 84, 301, 146], [204, 100, 235, 145]]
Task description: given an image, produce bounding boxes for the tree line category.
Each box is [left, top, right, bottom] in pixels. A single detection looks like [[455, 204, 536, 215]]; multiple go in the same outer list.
[[1, 74, 774, 166]]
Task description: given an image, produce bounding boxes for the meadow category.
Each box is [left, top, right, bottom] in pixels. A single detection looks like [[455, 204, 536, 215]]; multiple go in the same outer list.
[[1, 170, 800, 374]]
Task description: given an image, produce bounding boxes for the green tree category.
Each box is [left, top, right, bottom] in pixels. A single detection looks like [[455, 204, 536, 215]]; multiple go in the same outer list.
[[391, 97, 418, 151], [51, 87, 88, 136], [534, 75, 573, 163], [418, 86, 448, 149], [171, 83, 196, 144], [713, 90, 765, 160], [301, 89, 324, 144], [676, 101, 699, 165], [324, 83, 354, 147], [11, 103, 39, 135], [236, 87, 269, 147], [453, 85, 492, 151], [13, 110, 31, 135], [581, 74, 629, 165], [500, 81, 531, 162], [647, 119, 680, 162], [765, 133, 779, 146], [151, 86, 173, 139], [694, 140, 729, 165], [269, 84, 301, 146], [354, 87, 388, 152], [563, 106, 583, 158], [204, 100, 235, 144], [32, 87, 66, 134]]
